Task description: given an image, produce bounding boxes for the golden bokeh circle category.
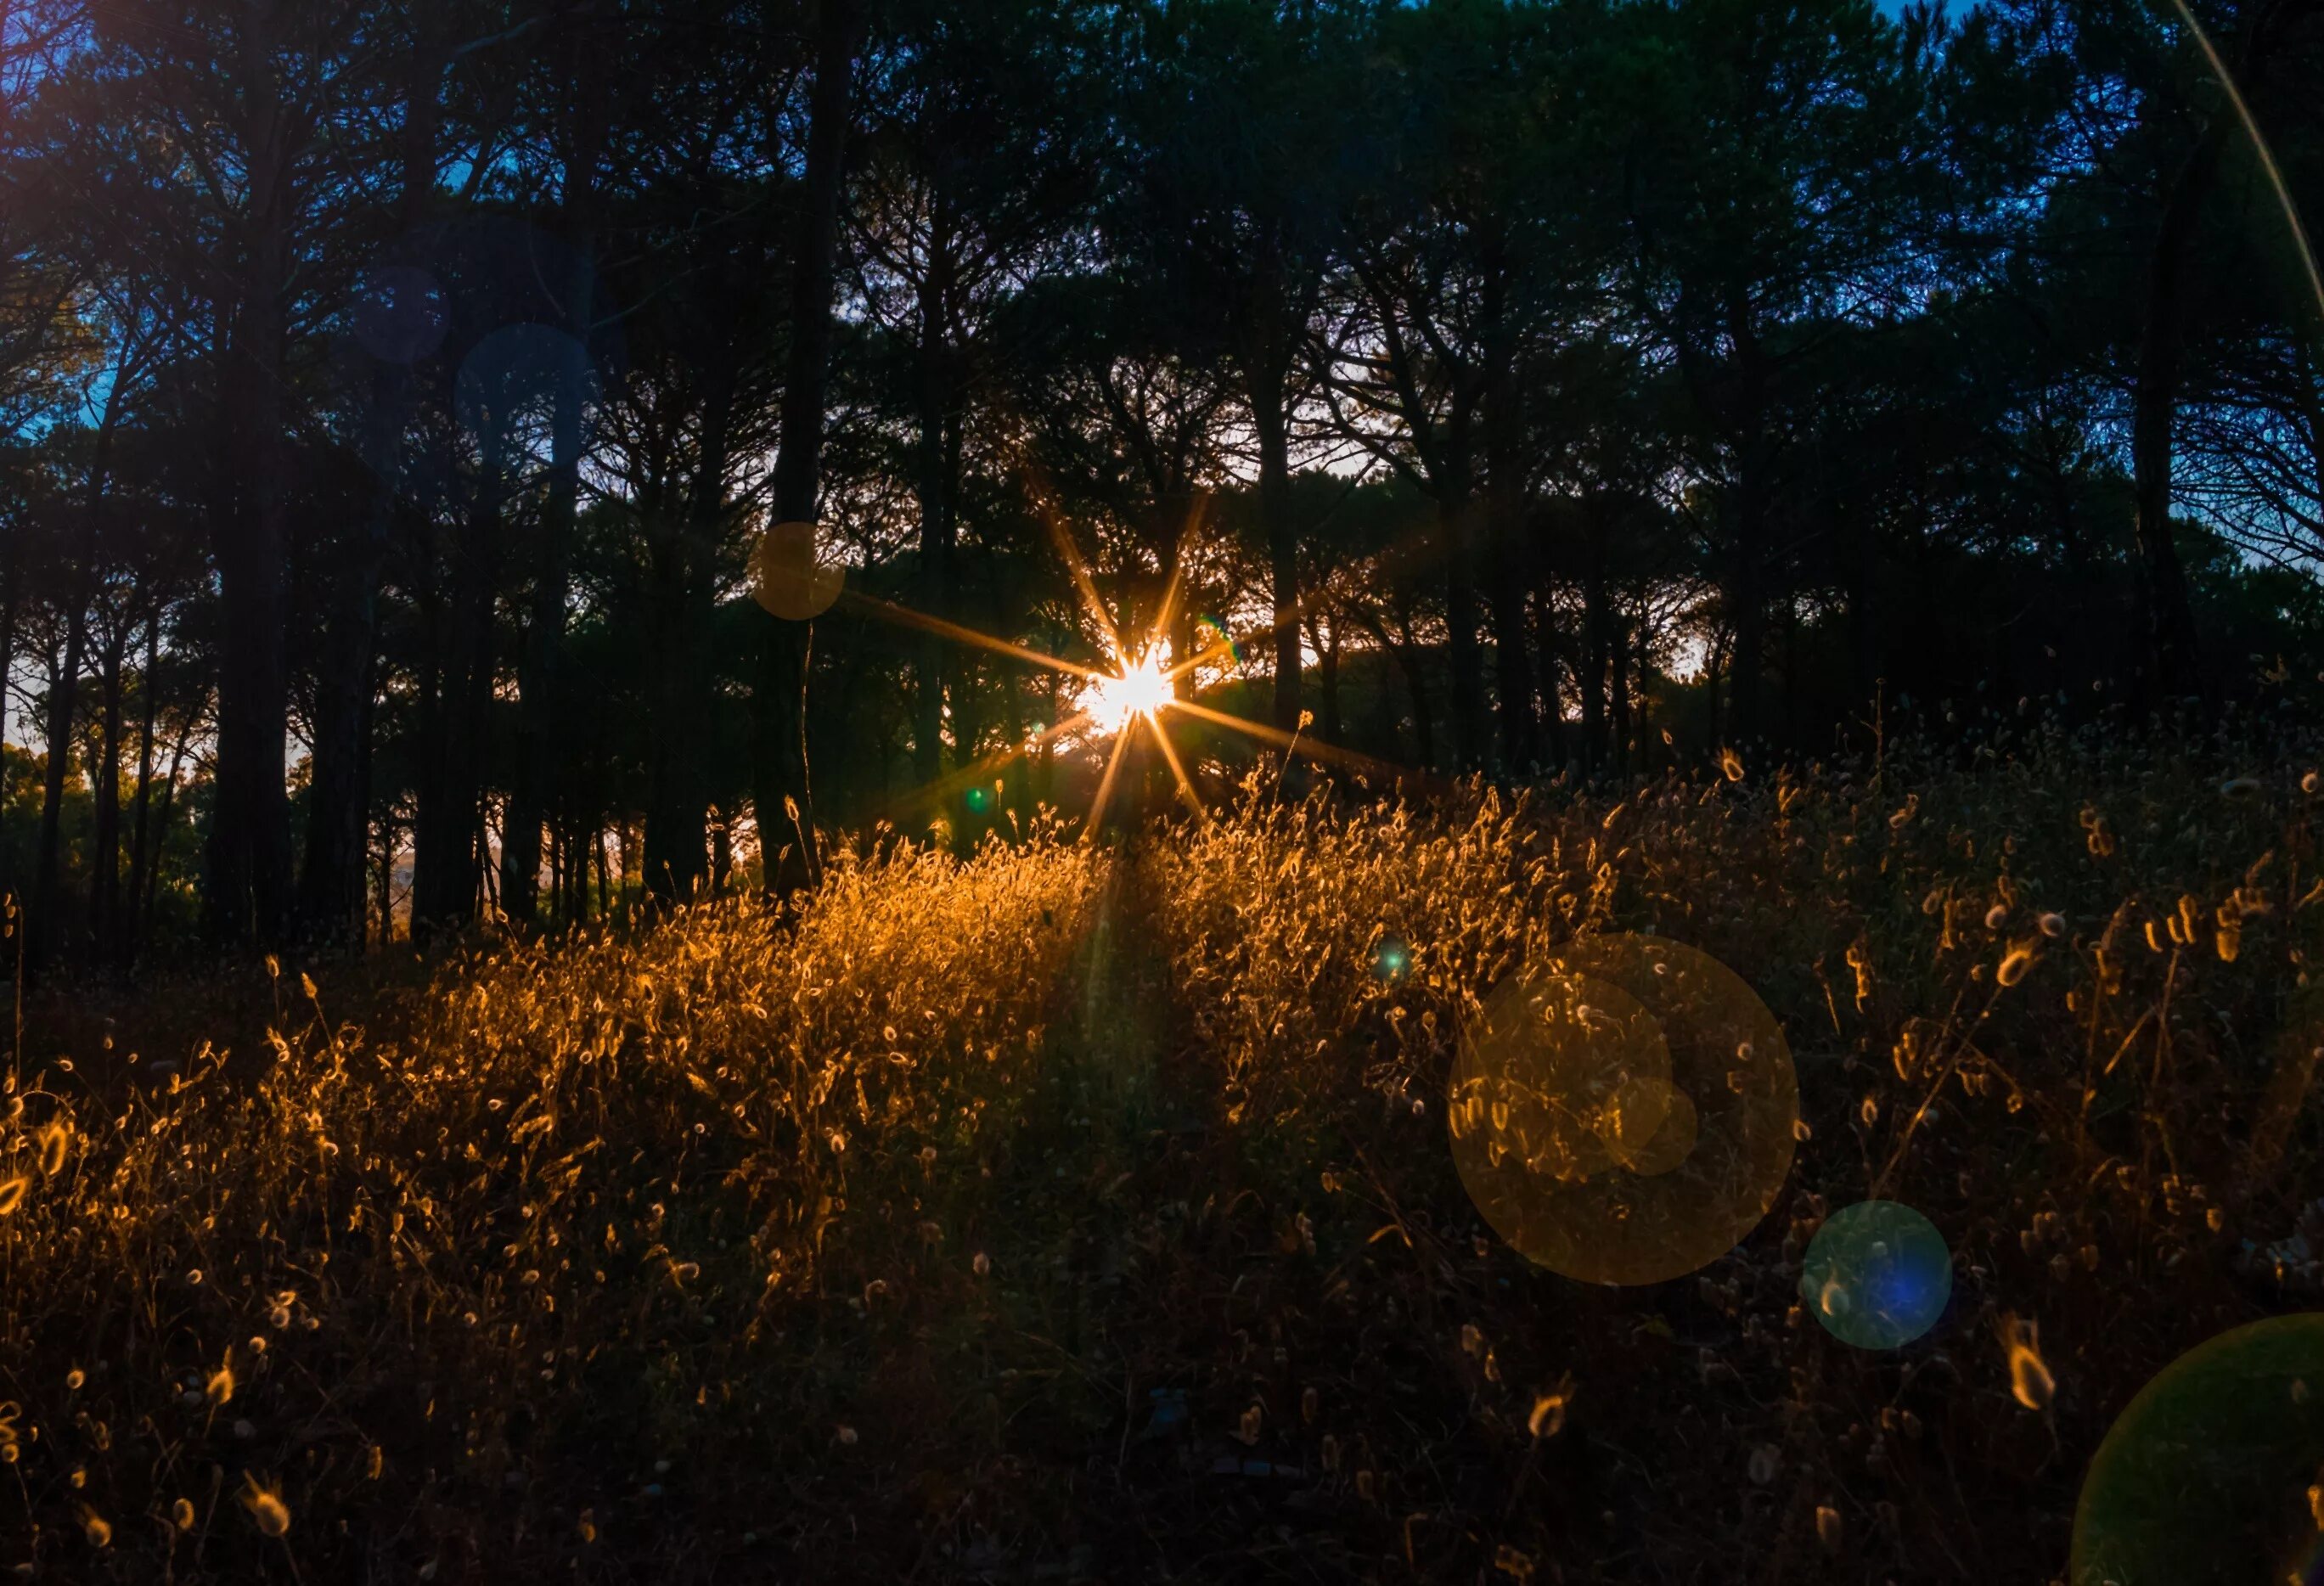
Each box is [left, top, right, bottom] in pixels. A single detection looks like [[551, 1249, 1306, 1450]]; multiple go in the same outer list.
[[1449, 933, 1798, 1286], [751, 520, 843, 621]]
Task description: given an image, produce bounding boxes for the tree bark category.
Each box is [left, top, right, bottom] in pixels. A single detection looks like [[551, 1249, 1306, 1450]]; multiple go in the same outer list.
[[1581, 520, 1608, 773], [205, 4, 297, 950], [31, 599, 87, 970], [299, 27, 446, 946], [1249, 302, 1302, 735], [754, 0, 864, 896], [1439, 486, 1486, 774], [501, 228, 596, 922], [1481, 255, 1533, 774], [139, 696, 195, 948], [33, 390, 119, 970], [1532, 584, 1564, 770], [89, 616, 127, 961], [910, 217, 956, 787], [413, 426, 503, 933], [644, 368, 731, 903], [2128, 115, 2229, 711], [123, 606, 160, 970]]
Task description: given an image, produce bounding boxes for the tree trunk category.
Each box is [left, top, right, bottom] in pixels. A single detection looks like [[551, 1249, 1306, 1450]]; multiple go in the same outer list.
[[1390, 637, 1435, 770], [1317, 617, 1342, 745], [34, 392, 119, 970], [123, 607, 160, 970], [644, 370, 732, 903], [501, 229, 596, 922], [407, 560, 459, 934], [1608, 609, 1632, 773], [89, 619, 127, 963], [2128, 116, 2228, 711], [911, 226, 957, 787], [140, 704, 194, 949], [205, 10, 296, 950], [1439, 487, 1486, 774], [0, 535, 18, 754], [299, 30, 445, 946], [1581, 527, 1608, 773], [754, 0, 864, 896], [1250, 324, 1301, 735], [1481, 267, 1533, 775], [1726, 476, 1766, 749], [1532, 584, 1564, 770], [414, 423, 504, 931], [31, 601, 87, 971]]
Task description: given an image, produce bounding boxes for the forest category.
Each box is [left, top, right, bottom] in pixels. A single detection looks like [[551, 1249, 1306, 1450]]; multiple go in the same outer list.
[[4, 2, 2324, 1583], [0, 0, 2318, 965]]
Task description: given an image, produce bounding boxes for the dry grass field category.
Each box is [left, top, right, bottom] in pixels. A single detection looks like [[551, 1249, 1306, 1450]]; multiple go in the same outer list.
[[3, 726, 2320, 1583]]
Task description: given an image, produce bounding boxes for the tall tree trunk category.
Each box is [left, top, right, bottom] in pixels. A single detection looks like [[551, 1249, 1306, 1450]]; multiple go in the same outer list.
[[122, 607, 160, 970], [33, 392, 119, 970], [205, 11, 295, 949], [1532, 584, 1564, 770], [1608, 610, 1632, 772], [0, 534, 19, 755], [754, 0, 864, 896], [407, 563, 458, 933], [502, 237, 595, 921], [1249, 307, 1301, 735], [644, 371, 732, 903], [1316, 617, 1342, 745], [910, 226, 956, 787], [140, 702, 195, 948], [1724, 288, 1773, 752], [2128, 117, 2228, 710], [1581, 522, 1608, 773], [414, 432, 503, 932], [1390, 636, 1435, 770], [89, 619, 127, 962], [31, 601, 87, 971], [1481, 260, 1533, 775], [299, 30, 446, 945], [1439, 486, 1486, 774], [1726, 474, 1767, 749]]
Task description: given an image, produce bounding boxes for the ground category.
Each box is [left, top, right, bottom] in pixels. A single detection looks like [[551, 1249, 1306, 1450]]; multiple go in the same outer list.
[[3, 729, 2321, 1583]]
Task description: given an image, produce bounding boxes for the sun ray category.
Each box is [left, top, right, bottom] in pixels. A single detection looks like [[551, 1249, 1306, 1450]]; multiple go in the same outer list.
[[869, 709, 1098, 825], [1168, 698, 1444, 793], [1083, 725, 1134, 841], [1151, 560, 1186, 678], [837, 588, 1105, 683], [989, 419, 1124, 655], [1145, 710, 1207, 823]]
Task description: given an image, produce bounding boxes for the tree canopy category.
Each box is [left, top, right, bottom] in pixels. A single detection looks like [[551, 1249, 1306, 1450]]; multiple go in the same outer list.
[[2, 0, 2321, 965]]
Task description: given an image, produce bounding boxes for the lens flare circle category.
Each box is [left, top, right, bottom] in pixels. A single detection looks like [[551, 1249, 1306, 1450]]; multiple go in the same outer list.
[[1800, 1201, 1952, 1349], [2072, 1313, 2324, 1586], [751, 520, 844, 621], [1084, 652, 1173, 734], [1449, 933, 1798, 1286]]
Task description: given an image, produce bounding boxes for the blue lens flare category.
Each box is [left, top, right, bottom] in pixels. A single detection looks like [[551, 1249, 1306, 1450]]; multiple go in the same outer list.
[[1801, 1201, 1952, 1349]]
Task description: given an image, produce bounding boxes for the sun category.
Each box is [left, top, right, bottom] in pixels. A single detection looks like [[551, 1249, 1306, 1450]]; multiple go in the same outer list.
[[1083, 650, 1175, 735]]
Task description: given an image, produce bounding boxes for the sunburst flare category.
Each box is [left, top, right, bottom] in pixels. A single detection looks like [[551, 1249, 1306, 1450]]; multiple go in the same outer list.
[[1083, 650, 1176, 736]]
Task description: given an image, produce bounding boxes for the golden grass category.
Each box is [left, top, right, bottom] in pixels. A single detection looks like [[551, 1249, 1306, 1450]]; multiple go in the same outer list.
[[2, 732, 2320, 1582]]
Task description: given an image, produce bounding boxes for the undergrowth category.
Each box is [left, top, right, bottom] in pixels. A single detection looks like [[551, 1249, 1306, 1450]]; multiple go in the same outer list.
[[2, 734, 2319, 1583]]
